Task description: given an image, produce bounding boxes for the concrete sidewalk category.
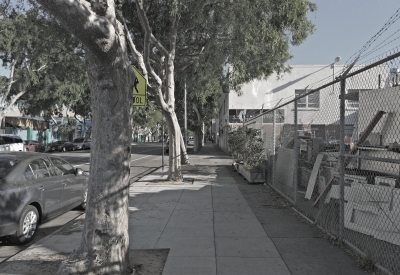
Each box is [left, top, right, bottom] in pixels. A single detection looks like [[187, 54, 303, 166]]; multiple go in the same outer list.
[[0, 143, 369, 275]]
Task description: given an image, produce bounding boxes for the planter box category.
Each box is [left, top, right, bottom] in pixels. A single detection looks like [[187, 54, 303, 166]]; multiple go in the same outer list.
[[237, 163, 266, 183]]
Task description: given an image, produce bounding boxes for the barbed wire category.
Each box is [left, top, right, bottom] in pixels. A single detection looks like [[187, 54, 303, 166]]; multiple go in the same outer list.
[[345, 7, 400, 66], [358, 29, 400, 60]]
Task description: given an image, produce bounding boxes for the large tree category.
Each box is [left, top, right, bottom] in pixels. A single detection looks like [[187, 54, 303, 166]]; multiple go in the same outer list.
[[123, 0, 316, 180], [32, 1, 135, 274]]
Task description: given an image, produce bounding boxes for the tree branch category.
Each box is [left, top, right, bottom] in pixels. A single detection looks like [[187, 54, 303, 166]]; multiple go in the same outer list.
[[35, 0, 117, 58], [6, 90, 26, 113], [136, 0, 163, 87], [119, 11, 148, 80], [1, 53, 20, 107]]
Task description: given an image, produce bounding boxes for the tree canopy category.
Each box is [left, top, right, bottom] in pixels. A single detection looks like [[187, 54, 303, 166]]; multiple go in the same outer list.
[[0, 7, 90, 122]]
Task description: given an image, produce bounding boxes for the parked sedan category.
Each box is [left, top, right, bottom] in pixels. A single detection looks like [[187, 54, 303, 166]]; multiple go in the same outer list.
[[72, 137, 91, 150], [48, 141, 75, 152], [0, 152, 88, 244], [187, 138, 194, 146]]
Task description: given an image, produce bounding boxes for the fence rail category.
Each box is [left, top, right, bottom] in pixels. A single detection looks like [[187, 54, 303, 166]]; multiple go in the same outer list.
[[244, 51, 400, 275]]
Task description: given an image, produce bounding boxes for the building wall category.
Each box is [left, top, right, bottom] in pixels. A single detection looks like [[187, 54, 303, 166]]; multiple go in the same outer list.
[[218, 64, 385, 151]]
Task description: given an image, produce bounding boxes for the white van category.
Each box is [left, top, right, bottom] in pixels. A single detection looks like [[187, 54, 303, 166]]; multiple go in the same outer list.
[[0, 134, 25, 151]]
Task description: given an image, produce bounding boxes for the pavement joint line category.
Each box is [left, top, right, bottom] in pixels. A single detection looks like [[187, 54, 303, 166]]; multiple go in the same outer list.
[[152, 181, 185, 249]]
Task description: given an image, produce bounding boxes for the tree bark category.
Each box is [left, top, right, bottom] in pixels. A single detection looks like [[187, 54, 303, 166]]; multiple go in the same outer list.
[[57, 46, 134, 275], [193, 125, 204, 154], [164, 109, 183, 181], [35, 1, 134, 274]]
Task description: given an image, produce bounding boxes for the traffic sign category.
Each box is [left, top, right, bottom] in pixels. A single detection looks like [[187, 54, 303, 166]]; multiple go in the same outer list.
[[132, 66, 147, 107]]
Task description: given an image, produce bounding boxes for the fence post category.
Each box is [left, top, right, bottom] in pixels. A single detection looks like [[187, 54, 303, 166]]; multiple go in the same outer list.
[[339, 78, 346, 243], [272, 110, 276, 187], [293, 101, 299, 205]]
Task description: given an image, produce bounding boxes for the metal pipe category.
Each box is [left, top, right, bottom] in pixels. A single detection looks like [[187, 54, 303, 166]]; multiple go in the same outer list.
[[339, 78, 346, 243], [184, 82, 187, 148], [162, 113, 164, 171], [293, 100, 298, 205], [272, 110, 276, 187]]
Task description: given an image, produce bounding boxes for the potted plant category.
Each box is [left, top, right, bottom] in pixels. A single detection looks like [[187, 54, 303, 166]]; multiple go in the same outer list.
[[228, 127, 266, 183]]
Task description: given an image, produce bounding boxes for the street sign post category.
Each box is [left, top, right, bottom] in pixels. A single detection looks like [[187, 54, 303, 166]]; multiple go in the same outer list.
[[132, 66, 147, 107]]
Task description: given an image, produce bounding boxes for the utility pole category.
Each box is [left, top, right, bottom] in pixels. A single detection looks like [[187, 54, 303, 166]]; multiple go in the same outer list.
[[162, 113, 165, 171], [184, 81, 187, 147], [331, 56, 341, 93]]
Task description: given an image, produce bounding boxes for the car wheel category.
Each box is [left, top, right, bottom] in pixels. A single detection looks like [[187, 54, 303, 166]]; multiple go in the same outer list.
[[82, 145, 86, 150], [62, 147, 66, 152], [9, 205, 39, 245], [72, 146, 75, 151]]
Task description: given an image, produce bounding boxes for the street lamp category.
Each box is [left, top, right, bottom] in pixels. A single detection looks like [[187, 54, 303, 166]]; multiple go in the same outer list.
[[331, 56, 341, 93]]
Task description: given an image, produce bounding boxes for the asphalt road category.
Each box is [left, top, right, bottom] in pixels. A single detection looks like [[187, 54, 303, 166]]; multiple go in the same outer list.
[[0, 142, 165, 263]]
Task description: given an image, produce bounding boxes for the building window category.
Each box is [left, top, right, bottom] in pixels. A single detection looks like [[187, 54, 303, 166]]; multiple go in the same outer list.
[[346, 89, 359, 108], [346, 89, 370, 109], [295, 90, 320, 109]]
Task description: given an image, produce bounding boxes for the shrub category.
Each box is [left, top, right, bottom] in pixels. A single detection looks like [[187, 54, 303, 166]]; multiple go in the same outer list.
[[228, 127, 266, 170]]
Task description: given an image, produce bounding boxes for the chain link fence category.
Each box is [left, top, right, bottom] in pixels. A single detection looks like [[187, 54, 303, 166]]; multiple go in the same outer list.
[[244, 51, 400, 275]]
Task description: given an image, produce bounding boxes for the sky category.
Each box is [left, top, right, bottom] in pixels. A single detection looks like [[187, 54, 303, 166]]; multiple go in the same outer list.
[[287, 0, 400, 66], [1, 1, 399, 77]]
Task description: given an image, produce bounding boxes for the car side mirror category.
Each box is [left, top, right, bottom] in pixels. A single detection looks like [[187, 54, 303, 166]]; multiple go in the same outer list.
[[76, 168, 83, 176]]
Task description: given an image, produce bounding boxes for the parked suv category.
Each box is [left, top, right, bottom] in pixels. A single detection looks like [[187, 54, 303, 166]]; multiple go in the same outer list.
[[72, 137, 91, 150], [0, 134, 25, 152]]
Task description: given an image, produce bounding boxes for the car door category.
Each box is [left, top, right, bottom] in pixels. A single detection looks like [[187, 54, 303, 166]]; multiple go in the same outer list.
[[49, 157, 82, 209], [26, 158, 63, 217], [0, 160, 28, 236]]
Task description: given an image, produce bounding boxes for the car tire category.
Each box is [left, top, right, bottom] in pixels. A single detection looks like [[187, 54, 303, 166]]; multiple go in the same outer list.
[[9, 205, 39, 245], [82, 145, 86, 150], [62, 147, 66, 152]]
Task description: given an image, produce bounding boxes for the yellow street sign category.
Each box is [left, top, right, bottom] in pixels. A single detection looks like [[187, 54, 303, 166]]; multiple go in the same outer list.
[[132, 66, 147, 107]]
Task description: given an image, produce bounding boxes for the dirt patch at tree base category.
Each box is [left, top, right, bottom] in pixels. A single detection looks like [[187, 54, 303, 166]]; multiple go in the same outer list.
[[131, 249, 169, 275]]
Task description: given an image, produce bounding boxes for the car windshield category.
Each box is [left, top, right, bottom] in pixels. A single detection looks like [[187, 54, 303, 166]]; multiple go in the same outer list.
[[0, 159, 19, 178]]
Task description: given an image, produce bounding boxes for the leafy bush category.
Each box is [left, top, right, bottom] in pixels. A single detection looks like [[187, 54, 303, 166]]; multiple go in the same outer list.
[[228, 127, 266, 170]]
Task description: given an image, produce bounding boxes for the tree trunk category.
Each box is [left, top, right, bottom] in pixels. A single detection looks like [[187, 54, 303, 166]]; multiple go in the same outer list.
[[200, 122, 205, 147], [193, 122, 205, 153], [164, 110, 183, 181], [179, 129, 189, 164], [34, 2, 135, 274], [57, 47, 133, 275]]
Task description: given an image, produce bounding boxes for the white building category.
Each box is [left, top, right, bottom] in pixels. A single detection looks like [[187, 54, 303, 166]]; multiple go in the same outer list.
[[217, 64, 383, 153]]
